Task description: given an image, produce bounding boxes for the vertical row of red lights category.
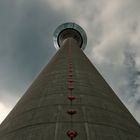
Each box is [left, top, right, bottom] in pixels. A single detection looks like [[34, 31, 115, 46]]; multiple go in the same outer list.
[[66, 45, 78, 140]]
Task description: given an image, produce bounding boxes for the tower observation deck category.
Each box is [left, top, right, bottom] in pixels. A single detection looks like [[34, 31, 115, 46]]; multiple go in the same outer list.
[[0, 23, 140, 140]]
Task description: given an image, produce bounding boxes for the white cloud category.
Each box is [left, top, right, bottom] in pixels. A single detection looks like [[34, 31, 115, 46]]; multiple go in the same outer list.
[[0, 90, 19, 123], [0, 103, 11, 124]]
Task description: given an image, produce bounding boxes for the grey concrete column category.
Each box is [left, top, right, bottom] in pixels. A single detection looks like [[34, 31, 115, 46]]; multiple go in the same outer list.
[[0, 24, 140, 140]]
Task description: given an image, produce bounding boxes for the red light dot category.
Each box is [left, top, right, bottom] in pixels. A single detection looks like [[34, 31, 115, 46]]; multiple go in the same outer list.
[[67, 109, 77, 115], [68, 96, 76, 101], [67, 130, 77, 138]]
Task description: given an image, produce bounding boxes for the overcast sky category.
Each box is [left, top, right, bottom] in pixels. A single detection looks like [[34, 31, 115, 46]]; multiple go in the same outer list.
[[0, 0, 140, 124]]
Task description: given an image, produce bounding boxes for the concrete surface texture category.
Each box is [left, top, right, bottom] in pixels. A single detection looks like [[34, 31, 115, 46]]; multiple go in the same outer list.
[[0, 38, 140, 140]]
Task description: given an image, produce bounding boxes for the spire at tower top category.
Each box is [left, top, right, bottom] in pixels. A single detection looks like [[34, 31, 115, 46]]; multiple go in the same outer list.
[[53, 22, 87, 50]]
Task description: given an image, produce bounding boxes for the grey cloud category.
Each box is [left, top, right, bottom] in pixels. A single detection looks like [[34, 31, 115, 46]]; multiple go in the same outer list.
[[124, 51, 138, 96], [0, 0, 69, 105]]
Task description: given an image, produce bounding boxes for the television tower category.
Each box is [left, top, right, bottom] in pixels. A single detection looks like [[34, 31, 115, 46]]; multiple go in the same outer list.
[[0, 23, 140, 140]]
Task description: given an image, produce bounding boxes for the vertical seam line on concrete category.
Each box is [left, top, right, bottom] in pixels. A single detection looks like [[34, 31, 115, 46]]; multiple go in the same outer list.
[[83, 106, 90, 140], [54, 105, 61, 140]]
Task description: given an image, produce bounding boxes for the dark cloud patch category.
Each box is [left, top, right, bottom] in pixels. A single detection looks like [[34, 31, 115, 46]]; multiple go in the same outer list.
[[124, 50, 140, 105], [136, 100, 140, 107], [0, 0, 69, 99], [124, 51, 137, 96]]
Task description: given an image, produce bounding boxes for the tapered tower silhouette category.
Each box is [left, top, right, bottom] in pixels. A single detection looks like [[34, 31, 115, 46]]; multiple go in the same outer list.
[[0, 23, 140, 140]]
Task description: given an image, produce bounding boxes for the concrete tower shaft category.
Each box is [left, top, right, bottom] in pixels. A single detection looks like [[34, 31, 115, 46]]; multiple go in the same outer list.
[[0, 23, 140, 140]]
